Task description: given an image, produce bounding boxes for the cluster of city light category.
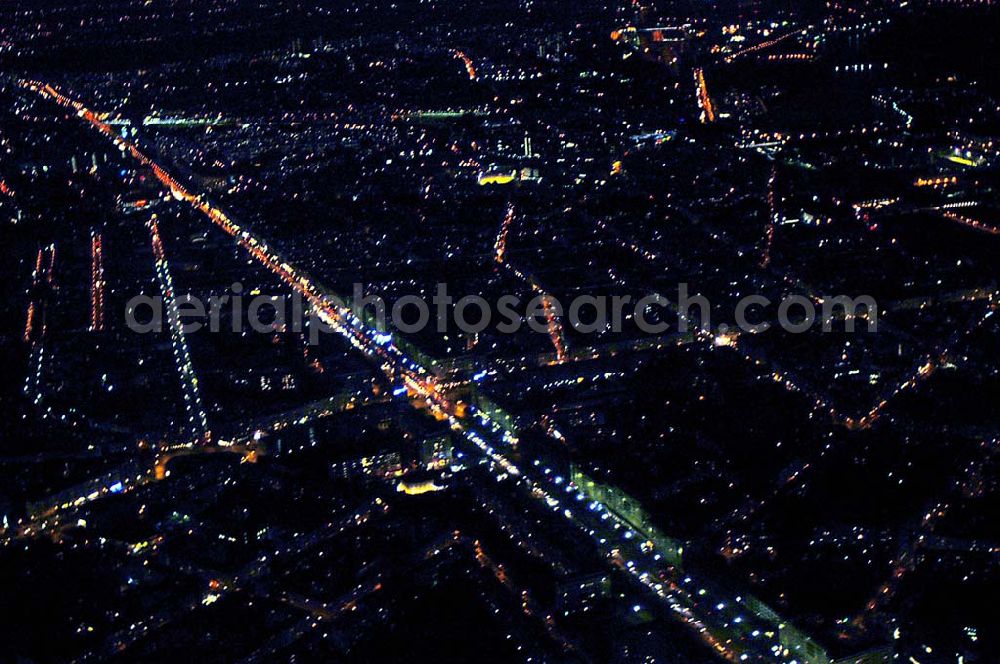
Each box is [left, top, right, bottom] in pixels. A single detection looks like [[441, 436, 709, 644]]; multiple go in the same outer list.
[[693, 68, 717, 124], [873, 95, 914, 130], [822, 17, 891, 35], [914, 176, 958, 188], [452, 49, 477, 81], [759, 165, 778, 269], [146, 214, 210, 444], [539, 292, 568, 363], [16, 241, 94, 432], [494, 203, 515, 264], [89, 229, 105, 332], [5, 460, 149, 539], [939, 210, 1000, 236], [22, 342, 46, 406], [744, 123, 888, 145], [23, 245, 52, 343], [833, 63, 888, 73], [852, 197, 900, 212], [23, 298, 36, 344], [723, 27, 807, 63], [493, 206, 568, 362], [765, 53, 814, 62]]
